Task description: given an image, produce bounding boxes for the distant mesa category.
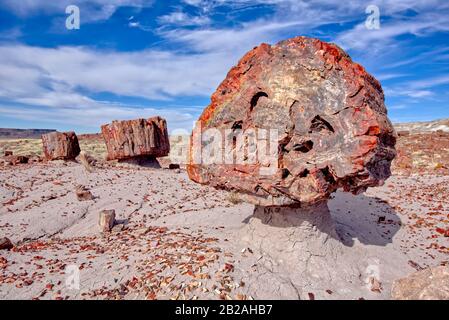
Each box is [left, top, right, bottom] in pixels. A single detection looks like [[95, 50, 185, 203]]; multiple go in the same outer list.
[[0, 128, 56, 140]]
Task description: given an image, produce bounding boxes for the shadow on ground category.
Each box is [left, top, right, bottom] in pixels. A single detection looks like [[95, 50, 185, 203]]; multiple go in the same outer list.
[[329, 191, 401, 247]]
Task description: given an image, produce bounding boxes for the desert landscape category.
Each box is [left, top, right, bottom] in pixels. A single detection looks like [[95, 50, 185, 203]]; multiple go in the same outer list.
[[0, 121, 448, 300], [1, 0, 449, 303]]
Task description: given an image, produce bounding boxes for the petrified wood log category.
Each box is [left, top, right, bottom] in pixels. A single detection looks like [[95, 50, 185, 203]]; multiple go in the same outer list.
[[42, 131, 81, 161], [101, 117, 170, 161], [187, 36, 396, 206]]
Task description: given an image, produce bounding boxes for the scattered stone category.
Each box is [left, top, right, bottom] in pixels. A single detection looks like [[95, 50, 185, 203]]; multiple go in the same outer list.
[[168, 163, 180, 170], [392, 266, 449, 300], [397, 130, 410, 137], [369, 276, 382, 293], [75, 186, 94, 201], [42, 131, 81, 161], [2, 155, 29, 165], [187, 36, 396, 206], [98, 210, 116, 233], [78, 151, 96, 173], [377, 216, 386, 223], [101, 117, 170, 161], [0, 237, 14, 250], [29, 155, 43, 163]]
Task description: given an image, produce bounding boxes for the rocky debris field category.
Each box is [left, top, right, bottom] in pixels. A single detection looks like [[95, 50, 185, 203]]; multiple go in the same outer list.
[[393, 131, 449, 175], [0, 161, 448, 300]]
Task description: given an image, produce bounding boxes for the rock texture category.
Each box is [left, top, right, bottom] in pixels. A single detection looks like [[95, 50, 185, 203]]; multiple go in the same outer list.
[[42, 131, 81, 161], [0, 237, 13, 250], [98, 210, 116, 233], [75, 185, 94, 201], [391, 266, 449, 300], [101, 117, 170, 161], [187, 36, 396, 206], [1, 155, 29, 166]]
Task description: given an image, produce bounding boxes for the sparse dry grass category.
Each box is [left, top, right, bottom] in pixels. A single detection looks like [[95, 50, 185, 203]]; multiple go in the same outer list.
[[0, 137, 108, 160], [78, 138, 107, 160], [0, 138, 43, 156], [226, 191, 243, 205]]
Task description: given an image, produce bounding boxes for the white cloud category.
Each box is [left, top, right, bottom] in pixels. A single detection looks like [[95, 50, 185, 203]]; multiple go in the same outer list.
[[158, 11, 210, 26], [0, 44, 231, 102], [335, 13, 449, 52], [0, 0, 152, 21], [408, 75, 449, 89], [1, 0, 449, 131], [0, 103, 197, 133]]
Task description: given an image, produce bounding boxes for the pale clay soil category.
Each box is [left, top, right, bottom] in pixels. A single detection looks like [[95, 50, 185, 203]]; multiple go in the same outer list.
[[0, 161, 448, 300]]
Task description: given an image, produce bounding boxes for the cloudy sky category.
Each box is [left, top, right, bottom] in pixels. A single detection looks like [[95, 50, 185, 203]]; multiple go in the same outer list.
[[0, 0, 448, 133]]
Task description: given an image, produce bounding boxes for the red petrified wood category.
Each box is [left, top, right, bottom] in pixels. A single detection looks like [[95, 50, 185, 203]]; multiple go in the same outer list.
[[42, 131, 81, 161], [187, 36, 396, 206], [101, 117, 170, 161]]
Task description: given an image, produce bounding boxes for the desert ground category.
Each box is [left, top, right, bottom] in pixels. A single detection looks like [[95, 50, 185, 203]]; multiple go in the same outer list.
[[0, 128, 448, 300]]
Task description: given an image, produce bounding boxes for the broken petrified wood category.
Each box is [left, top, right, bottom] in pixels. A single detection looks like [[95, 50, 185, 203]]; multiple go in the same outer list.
[[2, 155, 29, 166], [98, 209, 116, 233], [75, 185, 94, 201], [0, 237, 14, 250], [101, 117, 170, 161], [187, 36, 396, 206], [168, 163, 180, 170], [42, 131, 81, 161]]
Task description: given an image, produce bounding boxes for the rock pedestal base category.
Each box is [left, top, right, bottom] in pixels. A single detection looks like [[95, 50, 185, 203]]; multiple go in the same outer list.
[[239, 202, 375, 298], [241, 203, 344, 276]]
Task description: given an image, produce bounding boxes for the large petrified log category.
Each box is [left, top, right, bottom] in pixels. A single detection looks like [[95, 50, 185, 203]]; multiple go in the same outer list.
[[187, 36, 396, 206], [42, 131, 81, 161], [187, 36, 398, 296], [101, 117, 170, 161]]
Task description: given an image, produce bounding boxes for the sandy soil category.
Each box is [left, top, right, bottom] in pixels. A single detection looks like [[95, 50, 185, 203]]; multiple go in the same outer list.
[[0, 161, 448, 300]]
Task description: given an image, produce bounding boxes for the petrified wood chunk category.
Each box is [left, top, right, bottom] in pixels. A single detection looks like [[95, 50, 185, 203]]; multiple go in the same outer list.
[[101, 117, 170, 161], [98, 209, 116, 233], [187, 36, 396, 206], [75, 185, 94, 201], [2, 155, 29, 165], [42, 131, 81, 161], [0, 237, 14, 250]]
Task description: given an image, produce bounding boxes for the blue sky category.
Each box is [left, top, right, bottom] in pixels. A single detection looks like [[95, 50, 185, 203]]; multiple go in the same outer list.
[[0, 0, 448, 133]]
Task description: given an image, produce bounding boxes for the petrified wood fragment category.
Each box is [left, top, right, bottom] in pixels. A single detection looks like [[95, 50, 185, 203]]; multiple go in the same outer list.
[[101, 117, 170, 161], [98, 209, 116, 233], [42, 131, 81, 161], [187, 36, 396, 206]]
